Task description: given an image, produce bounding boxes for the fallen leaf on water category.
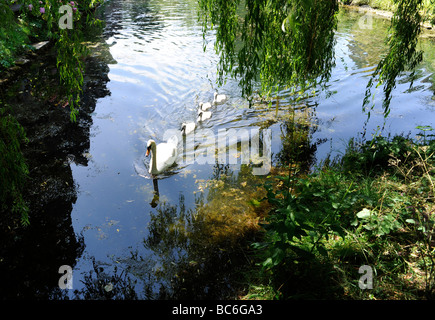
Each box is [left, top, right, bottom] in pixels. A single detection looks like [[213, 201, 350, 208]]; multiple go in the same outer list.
[[104, 283, 113, 292]]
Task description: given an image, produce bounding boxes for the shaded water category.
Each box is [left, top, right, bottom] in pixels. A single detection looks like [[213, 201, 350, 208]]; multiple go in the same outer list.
[[2, 1, 435, 299]]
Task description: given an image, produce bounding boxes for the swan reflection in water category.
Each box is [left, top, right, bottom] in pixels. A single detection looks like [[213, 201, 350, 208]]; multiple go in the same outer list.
[[133, 157, 162, 208], [150, 178, 159, 208]]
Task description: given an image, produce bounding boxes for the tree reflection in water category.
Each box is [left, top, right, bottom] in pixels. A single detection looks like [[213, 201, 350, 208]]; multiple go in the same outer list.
[[111, 163, 265, 299], [72, 257, 138, 300]]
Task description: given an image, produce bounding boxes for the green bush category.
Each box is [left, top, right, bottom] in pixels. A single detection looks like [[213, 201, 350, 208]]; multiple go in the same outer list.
[[256, 169, 373, 267], [0, 2, 31, 70], [252, 131, 435, 299], [339, 135, 414, 176]]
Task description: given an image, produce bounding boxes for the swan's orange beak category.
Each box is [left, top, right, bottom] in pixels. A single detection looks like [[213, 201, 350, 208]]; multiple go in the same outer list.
[[146, 146, 150, 157]]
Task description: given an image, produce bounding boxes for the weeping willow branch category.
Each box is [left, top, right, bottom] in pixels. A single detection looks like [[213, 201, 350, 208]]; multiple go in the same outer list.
[[18, 0, 103, 121], [200, 0, 429, 116], [56, 28, 87, 122], [198, 0, 339, 99], [363, 0, 424, 117]]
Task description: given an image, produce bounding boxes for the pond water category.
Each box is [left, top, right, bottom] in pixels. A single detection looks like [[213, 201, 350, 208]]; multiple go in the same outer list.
[[2, 0, 435, 299]]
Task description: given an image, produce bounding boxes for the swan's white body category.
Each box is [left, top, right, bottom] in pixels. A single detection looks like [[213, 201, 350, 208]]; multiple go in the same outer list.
[[213, 92, 228, 105], [197, 110, 212, 122], [199, 102, 212, 111], [181, 122, 195, 135], [146, 136, 178, 175]]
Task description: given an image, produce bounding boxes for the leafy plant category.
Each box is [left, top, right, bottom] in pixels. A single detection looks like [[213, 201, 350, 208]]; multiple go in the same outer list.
[[353, 208, 403, 237], [257, 169, 362, 270], [386, 129, 435, 298], [0, 2, 30, 69], [251, 129, 435, 299], [340, 135, 414, 177], [416, 125, 435, 145]]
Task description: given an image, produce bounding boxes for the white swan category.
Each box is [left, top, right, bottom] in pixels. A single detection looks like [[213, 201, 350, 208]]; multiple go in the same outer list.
[[212, 92, 228, 105], [199, 102, 212, 111], [181, 122, 195, 135], [197, 110, 212, 122], [146, 136, 178, 175]]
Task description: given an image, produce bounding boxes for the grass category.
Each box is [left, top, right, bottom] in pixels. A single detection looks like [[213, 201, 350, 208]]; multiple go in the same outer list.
[[242, 129, 435, 300]]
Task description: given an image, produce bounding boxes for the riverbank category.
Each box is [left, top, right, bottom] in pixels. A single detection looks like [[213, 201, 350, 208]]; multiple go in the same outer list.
[[0, 1, 105, 78], [341, 0, 435, 30], [0, 40, 52, 86], [241, 129, 435, 300], [0, 0, 107, 230], [0, 39, 111, 298]]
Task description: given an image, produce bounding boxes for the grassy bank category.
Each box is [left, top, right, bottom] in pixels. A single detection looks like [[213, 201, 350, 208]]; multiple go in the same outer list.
[[244, 128, 435, 299], [345, 0, 396, 10], [342, 0, 435, 23]]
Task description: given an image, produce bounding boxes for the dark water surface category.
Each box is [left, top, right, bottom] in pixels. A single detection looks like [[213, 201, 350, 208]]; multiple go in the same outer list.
[[1, 1, 435, 299]]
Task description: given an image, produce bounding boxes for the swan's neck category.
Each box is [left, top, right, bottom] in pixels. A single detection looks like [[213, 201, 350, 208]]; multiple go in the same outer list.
[[149, 144, 158, 174]]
